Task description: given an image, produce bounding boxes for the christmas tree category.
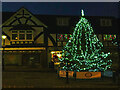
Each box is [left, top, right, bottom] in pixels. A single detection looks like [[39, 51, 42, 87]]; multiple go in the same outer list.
[[59, 10, 112, 72]]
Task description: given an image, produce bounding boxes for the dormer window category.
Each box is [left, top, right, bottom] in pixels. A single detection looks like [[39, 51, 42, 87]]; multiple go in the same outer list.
[[19, 31, 25, 40], [26, 31, 32, 40], [11, 30, 33, 41], [12, 31, 18, 40]]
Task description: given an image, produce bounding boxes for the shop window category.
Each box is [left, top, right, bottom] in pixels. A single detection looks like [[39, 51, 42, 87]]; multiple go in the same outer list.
[[50, 51, 62, 63]]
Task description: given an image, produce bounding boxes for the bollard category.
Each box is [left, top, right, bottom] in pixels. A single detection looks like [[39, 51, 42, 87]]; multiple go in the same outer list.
[[66, 70, 69, 84], [112, 71, 116, 83]]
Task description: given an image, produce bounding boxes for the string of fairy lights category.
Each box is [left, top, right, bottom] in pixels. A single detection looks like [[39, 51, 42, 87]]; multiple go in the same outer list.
[[59, 10, 112, 72]]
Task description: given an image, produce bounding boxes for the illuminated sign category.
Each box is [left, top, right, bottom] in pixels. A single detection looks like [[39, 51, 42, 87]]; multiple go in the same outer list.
[[51, 51, 62, 62], [59, 70, 74, 78]]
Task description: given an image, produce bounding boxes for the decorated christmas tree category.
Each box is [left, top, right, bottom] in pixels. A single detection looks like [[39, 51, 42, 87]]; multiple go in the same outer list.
[[59, 10, 112, 72]]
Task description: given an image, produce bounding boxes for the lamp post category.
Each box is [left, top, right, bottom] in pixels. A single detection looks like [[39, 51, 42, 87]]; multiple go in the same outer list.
[[2, 35, 7, 71], [66, 60, 69, 83]]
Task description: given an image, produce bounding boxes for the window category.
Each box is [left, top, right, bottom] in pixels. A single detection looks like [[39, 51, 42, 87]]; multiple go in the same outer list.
[[50, 51, 62, 62], [108, 42, 113, 46], [100, 19, 112, 26], [103, 34, 116, 41], [98, 34, 102, 41], [104, 42, 108, 46], [11, 30, 33, 41], [57, 18, 69, 26], [26, 31, 32, 40], [19, 31, 25, 40], [12, 31, 18, 40], [57, 34, 72, 42]]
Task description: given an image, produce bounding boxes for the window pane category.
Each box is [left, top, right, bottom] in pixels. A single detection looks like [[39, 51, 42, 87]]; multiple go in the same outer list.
[[57, 18, 69, 26], [26, 34, 32, 40], [12, 31, 17, 33], [12, 34, 18, 40], [57, 34, 63, 41], [103, 34, 116, 41], [19, 31, 25, 33], [26, 31, 32, 33], [19, 34, 25, 40]]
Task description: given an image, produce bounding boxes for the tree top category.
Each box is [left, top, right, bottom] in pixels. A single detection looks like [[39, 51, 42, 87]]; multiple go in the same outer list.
[[81, 9, 84, 16]]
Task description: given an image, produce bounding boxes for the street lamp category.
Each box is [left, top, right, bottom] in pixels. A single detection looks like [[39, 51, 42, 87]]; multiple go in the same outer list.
[[2, 35, 7, 71]]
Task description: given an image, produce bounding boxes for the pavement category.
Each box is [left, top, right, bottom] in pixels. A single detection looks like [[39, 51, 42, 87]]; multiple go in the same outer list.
[[2, 71, 120, 89], [2, 66, 120, 89], [4, 66, 53, 72]]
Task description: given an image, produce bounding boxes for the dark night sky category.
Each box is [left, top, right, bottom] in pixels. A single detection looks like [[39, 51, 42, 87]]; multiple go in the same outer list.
[[2, 2, 119, 18]]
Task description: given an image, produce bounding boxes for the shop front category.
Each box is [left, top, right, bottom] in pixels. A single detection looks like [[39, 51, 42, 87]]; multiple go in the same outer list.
[[2, 47, 47, 69]]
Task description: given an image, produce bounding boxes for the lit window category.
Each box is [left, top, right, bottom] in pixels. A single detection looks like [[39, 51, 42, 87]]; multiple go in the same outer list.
[[19, 31, 25, 40], [57, 34, 64, 41], [12, 30, 18, 40], [26, 34, 32, 40], [103, 34, 116, 41], [57, 34, 72, 42], [51, 51, 62, 62], [19, 34, 25, 40], [11, 30, 33, 41], [26, 30, 32, 40]]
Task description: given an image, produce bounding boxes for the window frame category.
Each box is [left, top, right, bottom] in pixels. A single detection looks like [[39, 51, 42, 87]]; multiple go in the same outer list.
[[26, 30, 33, 40], [57, 17, 69, 26], [12, 30, 18, 40], [103, 34, 116, 41], [11, 30, 33, 41], [19, 31, 25, 40], [100, 19, 112, 27]]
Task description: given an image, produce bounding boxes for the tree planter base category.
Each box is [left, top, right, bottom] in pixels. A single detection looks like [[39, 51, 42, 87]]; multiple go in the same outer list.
[[76, 72, 101, 79], [58, 70, 101, 79]]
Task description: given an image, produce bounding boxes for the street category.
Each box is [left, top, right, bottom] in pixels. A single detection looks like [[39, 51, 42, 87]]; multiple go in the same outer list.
[[2, 71, 120, 89]]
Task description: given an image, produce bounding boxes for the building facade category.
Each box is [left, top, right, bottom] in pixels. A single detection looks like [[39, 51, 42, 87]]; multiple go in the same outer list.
[[2, 7, 120, 71]]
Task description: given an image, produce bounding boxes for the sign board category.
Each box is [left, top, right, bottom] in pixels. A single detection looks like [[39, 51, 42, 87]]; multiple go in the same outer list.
[[59, 70, 74, 78], [76, 72, 101, 79]]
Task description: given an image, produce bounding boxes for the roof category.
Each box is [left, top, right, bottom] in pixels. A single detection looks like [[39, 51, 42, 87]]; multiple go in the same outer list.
[[2, 11, 119, 34], [9, 24, 35, 31]]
